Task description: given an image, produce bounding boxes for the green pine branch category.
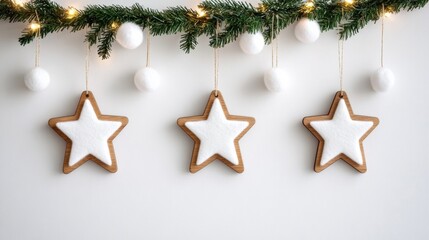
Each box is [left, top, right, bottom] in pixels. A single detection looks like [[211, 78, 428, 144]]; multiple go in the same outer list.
[[0, 0, 427, 59]]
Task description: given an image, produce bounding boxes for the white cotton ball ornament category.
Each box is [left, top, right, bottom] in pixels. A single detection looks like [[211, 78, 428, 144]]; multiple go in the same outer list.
[[264, 68, 286, 92], [294, 18, 321, 43], [24, 67, 50, 92], [115, 22, 144, 49], [239, 32, 265, 55], [370, 67, 395, 92], [134, 67, 161, 92]]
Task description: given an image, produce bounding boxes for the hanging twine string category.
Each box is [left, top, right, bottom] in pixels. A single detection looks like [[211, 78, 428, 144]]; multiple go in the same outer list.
[[271, 15, 275, 68], [271, 14, 279, 68], [85, 42, 90, 96], [214, 20, 219, 97], [146, 28, 151, 67], [276, 15, 279, 68], [338, 38, 344, 96], [34, 10, 40, 67], [381, 4, 385, 68], [338, 9, 345, 96], [35, 33, 40, 67]]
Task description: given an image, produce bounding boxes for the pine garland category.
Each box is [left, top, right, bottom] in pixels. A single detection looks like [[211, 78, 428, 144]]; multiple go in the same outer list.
[[0, 0, 427, 59]]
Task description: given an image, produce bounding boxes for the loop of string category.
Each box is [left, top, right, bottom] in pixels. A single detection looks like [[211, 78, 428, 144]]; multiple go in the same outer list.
[[214, 20, 219, 97], [338, 9, 345, 96], [34, 10, 40, 67], [85, 41, 90, 96], [146, 28, 151, 67], [381, 4, 385, 68], [271, 14, 279, 68]]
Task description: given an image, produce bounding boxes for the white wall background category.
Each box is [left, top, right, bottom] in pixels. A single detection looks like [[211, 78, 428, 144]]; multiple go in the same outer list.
[[0, 0, 428, 239]]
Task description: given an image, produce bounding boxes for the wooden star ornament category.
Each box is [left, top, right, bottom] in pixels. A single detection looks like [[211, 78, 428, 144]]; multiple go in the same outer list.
[[177, 90, 255, 173], [302, 91, 379, 173], [48, 91, 128, 174]]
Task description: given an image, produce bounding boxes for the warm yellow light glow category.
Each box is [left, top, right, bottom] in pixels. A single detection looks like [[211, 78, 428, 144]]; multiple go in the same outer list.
[[305, 1, 315, 9], [196, 8, 206, 17], [383, 7, 394, 18], [344, 0, 354, 5], [258, 3, 267, 13], [111, 22, 119, 29], [304, 1, 315, 12], [13, 0, 28, 7], [67, 7, 78, 18], [30, 22, 41, 31], [196, 7, 206, 18]]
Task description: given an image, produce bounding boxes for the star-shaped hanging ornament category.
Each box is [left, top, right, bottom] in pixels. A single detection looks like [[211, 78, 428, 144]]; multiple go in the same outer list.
[[177, 90, 255, 173], [303, 91, 379, 173], [48, 91, 128, 174]]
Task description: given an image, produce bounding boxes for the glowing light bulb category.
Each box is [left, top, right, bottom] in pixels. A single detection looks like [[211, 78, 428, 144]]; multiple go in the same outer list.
[[196, 7, 206, 18], [305, 1, 315, 9], [67, 7, 78, 18], [304, 1, 315, 12], [258, 4, 267, 13], [384, 11, 392, 17], [383, 7, 394, 18], [30, 22, 41, 31], [13, 0, 28, 7], [344, 0, 354, 5], [111, 22, 119, 29]]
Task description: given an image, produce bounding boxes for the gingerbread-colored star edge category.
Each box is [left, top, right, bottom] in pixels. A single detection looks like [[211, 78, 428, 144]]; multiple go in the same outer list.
[[48, 91, 128, 174], [302, 91, 379, 173], [177, 90, 255, 173]]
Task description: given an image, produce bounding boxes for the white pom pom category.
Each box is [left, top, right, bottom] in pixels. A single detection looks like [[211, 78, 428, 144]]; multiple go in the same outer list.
[[264, 68, 286, 92], [294, 18, 321, 43], [239, 32, 265, 55], [134, 67, 161, 92], [370, 67, 395, 92], [24, 67, 50, 92], [116, 22, 144, 49]]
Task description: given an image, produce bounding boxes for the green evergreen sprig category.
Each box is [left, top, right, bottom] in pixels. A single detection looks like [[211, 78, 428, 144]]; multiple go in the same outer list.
[[0, 0, 427, 59]]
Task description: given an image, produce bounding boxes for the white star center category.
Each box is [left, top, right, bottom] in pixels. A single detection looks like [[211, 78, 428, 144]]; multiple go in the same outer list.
[[56, 100, 122, 166], [310, 99, 374, 166], [185, 99, 249, 165]]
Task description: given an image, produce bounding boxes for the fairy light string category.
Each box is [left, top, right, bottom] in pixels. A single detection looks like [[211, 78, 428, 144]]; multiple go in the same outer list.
[[6, 0, 427, 59]]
